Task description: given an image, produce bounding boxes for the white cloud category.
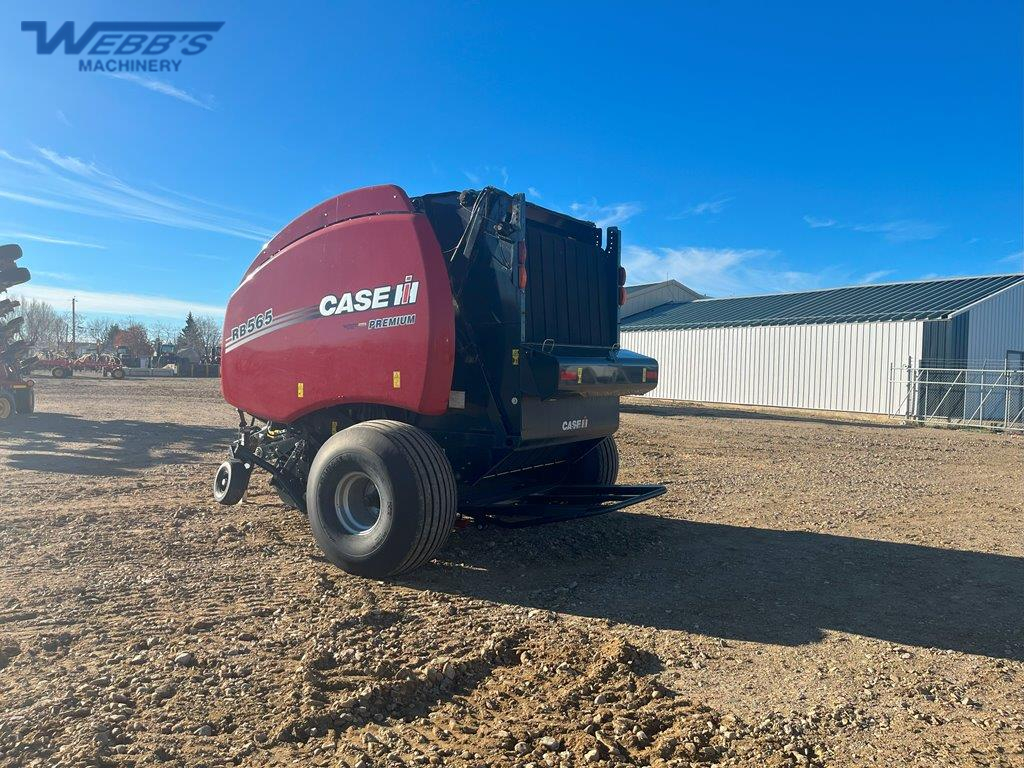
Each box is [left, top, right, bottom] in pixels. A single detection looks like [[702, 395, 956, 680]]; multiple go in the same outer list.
[[0, 229, 105, 249], [997, 250, 1023, 268], [462, 166, 510, 188], [31, 271, 78, 281], [569, 200, 642, 229], [857, 269, 895, 284], [0, 147, 273, 242], [803, 215, 837, 228], [106, 73, 214, 110], [623, 243, 906, 297], [20, 284, 225, 319], [673, 196, 733, 218], [56, 110, 72, 127], [527, 186, 542, 199], [804, 214, 942, 242]]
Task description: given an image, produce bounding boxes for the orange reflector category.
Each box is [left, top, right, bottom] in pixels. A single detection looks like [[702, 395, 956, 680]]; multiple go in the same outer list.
[[519, 264, 528, 290], [618, 266, 627, 286], [618, 286, 627, 306]]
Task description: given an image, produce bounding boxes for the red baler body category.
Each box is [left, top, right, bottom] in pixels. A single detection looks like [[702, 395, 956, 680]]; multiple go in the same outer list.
[[221, 185, 455, 422]]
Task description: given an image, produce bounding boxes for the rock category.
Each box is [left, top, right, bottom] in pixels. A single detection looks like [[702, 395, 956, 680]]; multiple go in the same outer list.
[[584, 748, 601, 763], [173, 652, 196, 668], [194, 724, 214, 737], [514, 741, 530, 755], [538, 736, 561, 751]]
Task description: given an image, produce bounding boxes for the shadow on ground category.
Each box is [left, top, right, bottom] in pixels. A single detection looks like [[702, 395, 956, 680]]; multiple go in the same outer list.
[[621, 401, 901, 429], [0, 412, 234, 476], [410, 512, 1024, 661]]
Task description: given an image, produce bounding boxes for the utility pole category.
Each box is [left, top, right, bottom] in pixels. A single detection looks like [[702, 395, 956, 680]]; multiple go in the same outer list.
[[71, 296, 76, 355]]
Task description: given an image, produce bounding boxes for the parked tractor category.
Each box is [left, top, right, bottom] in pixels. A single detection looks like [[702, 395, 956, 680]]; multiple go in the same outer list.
[[214, 186, 664, 577], [0, 244, 35, 423]]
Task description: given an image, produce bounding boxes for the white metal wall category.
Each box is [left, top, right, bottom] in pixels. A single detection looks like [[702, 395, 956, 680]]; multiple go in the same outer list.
[[622, 320, 925, 414]]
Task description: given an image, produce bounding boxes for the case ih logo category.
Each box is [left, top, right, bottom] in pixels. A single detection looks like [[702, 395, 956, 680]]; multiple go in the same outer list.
[[20, 21, 224, 73], [319, 277, 420, 317]]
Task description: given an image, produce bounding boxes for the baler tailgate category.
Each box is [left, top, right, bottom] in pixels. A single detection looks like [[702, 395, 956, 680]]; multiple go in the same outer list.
[[459, 483, 666, 528]]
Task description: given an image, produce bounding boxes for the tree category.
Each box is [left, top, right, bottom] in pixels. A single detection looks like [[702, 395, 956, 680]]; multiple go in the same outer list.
[[18, 297, 69, 352], [85, 317, 114, 354], [113, 321, 152, 358], [194, 315, 222, 357], [178, 312, 202, 350]]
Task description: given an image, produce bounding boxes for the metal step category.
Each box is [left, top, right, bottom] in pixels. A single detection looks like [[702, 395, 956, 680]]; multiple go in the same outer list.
[[459, 483, 666, 528]]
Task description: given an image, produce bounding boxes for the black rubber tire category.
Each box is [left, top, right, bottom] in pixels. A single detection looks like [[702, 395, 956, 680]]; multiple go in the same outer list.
[[51, 367, 67, 379], [14, 388, 34, 414], [565, 437, 620, 485], [306, 420, 456, 578], [0, 392, 14, 422], [110, 368, 125, 380], [213, 459, 251, 505]]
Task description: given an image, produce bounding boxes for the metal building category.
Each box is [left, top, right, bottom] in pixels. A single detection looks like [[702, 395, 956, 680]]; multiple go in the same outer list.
[[620, 280, 703, 319], [620, 274, 1024, 416]]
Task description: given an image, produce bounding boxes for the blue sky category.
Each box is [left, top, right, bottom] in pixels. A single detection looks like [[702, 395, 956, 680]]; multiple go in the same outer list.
[[1, 1, 1021, 326]]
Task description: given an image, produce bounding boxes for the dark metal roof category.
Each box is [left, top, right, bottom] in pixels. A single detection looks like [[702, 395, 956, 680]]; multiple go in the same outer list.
[[621, 274, 1024, 331]]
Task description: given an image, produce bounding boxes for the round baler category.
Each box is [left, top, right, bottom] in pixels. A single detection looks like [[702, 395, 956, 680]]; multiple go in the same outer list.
[[215, 185, 664, 577]]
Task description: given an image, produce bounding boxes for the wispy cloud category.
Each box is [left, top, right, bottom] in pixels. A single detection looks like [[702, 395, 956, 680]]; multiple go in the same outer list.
[[0, 229, 105, 249], [462, 166, 510, 188], [569, 200, 642, 229], [527, 186, 542, 199], [0, 147, 273, 242], [20, 284, 225, 319], [107, 73, 215, 110], [803, 214, 943, 242], [671, 195, 733, 219], [857, 269, 895, 284], [622, 244, 889, 297], [999, 250, 1024, 269], [56, 110, 72, 127], [192, 253, 228, 262], [32, 270, 78, 281]]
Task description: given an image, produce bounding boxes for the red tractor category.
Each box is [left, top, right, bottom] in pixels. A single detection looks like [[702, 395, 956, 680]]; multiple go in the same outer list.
[[0, 243, 34, 423], [214, 185, 664, 577]]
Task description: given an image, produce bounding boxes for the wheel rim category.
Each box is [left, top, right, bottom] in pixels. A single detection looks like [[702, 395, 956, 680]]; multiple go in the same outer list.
[[215, 464, 231, 495], [0, 399, 10, 419], [333, 471, 382, 535]]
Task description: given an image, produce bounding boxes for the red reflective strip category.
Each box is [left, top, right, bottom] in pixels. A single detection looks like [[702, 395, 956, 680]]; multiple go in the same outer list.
[[519, 265, 528, 290], [559, 369, 577, 382], [618, 286, 627, 306]]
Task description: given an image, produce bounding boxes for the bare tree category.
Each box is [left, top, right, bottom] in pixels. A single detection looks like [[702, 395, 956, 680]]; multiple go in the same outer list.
[[194, 315, 222, 357], [18, 297, 69, 352], [85, 317, 114, 353]]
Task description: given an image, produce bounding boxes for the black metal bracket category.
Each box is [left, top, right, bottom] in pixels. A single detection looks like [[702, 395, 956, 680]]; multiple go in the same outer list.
[[458, 483, 666, 528]]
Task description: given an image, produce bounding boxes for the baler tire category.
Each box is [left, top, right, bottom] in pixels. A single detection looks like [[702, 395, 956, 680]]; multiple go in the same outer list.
[[213, 459, 250, 505], [306, 420, 456, 579], [111, 368, 125, 380], [51, 367, 66, 379], [566, 437, 620, 485], [0, 393, 14, 422]]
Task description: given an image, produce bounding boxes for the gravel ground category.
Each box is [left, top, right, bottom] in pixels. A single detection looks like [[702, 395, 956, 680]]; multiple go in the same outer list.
[[0, 376, 1022, 768]]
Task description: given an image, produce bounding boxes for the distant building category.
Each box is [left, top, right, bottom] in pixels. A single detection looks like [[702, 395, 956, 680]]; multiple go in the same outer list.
[[620, 274, 1024, 415], [620, 280, 703, 320]]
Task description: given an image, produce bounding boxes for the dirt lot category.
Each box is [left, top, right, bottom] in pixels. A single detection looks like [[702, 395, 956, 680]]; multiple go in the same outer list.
[[0, 377, 1021, 768]]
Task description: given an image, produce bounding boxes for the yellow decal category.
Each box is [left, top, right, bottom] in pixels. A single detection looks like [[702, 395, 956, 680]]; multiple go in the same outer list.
[[331, 420, 338, 434], [642, 368, 647, 383], [511, 348, 520, 366], [393, 370, 401, 389], [577, 367, 583, 384], [297, 382, 304, 398]]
